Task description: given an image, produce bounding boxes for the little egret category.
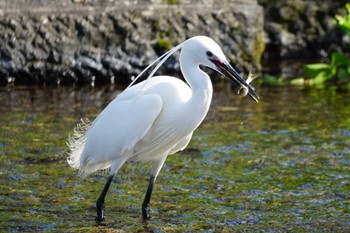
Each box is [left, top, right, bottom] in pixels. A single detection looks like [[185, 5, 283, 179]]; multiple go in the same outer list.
[[67, 36, 259, 222]]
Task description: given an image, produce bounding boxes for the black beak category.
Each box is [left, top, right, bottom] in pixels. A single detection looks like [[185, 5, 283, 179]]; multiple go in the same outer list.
[[213, 60, 259, 102]]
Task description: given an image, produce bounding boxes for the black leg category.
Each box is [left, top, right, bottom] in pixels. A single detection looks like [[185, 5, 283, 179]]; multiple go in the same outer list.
[[142, 175, 155, 220], [96, 175, 114, 223]]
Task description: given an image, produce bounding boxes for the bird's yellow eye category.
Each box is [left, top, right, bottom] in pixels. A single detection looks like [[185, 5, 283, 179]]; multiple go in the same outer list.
[[206, 51, 213, 57]]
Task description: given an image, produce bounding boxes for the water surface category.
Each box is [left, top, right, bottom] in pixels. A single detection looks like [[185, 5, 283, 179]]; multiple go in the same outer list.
[[0, 83, 349, 232]]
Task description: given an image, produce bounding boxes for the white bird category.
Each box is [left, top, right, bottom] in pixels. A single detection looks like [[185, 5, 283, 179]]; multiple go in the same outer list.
[[67, 36, 259, 222]]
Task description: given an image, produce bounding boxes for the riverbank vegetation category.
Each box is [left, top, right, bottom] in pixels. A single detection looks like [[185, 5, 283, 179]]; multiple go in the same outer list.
[[291, 3, 350, 88]]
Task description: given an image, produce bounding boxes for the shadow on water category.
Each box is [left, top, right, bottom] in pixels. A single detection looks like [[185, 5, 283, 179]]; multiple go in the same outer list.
[[0, 83, 350, 232]]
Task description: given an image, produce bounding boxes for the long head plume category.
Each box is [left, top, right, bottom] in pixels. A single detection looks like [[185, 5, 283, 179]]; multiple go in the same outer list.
[[126, 40, 185, 91]]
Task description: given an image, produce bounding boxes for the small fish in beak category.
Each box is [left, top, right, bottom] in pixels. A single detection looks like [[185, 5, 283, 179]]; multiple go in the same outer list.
[[238, 71, 259, 98]]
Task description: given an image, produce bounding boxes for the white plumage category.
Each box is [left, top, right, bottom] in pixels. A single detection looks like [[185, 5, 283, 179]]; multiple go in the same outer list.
[[67, 36, 258, 221]]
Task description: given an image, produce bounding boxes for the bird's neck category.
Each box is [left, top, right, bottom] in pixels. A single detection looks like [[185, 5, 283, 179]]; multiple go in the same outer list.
[[180, 57, 213, 123]]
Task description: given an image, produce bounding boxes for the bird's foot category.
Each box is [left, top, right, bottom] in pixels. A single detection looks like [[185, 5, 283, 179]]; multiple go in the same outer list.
[[142, 205, 151, 220], [96, 205, 106, 223]]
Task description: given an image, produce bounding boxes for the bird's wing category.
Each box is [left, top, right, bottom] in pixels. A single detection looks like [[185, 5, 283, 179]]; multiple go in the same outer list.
[[82, 93, 163, 164]]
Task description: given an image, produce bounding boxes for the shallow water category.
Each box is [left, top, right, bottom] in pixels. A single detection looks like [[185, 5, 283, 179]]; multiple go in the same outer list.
[[0, 83, 349, 232]]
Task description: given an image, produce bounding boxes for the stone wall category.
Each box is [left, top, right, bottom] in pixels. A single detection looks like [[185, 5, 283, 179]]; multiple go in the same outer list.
[[0, 0, 264, 85], [260, 0, 349, 60], [0, 0, 348, 85]]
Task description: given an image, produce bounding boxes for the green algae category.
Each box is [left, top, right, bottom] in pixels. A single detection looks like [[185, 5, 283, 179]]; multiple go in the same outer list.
[[0, 85, 350, 232]]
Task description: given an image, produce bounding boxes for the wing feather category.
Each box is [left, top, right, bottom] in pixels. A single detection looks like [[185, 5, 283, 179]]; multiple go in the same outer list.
[[79, 93, 163, 169]]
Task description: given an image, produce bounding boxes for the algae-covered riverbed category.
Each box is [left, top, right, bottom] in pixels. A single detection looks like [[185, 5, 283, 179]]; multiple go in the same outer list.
[[0, 84, 349, 232]]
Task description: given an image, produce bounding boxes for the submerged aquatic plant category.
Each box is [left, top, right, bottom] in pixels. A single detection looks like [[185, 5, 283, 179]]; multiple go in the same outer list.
[[293, 3, 350, 87]]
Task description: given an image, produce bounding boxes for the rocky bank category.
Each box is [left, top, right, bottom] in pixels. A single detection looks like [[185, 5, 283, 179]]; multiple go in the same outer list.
[[0, 0, 264, 85], [0, 0, 348, 85]]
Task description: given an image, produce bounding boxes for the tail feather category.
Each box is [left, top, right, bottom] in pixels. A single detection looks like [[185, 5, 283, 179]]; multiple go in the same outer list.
[[67, 119, 91, 171], [67, 119, 114, 178]]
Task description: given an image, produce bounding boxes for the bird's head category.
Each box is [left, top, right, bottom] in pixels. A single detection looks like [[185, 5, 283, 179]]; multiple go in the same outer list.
[[182, 36, 259, 102]]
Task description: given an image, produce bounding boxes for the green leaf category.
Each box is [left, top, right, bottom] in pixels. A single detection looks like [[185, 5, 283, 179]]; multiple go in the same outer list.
[[290, 78, 305, 86], [304, 63, 331, 70], [331, 52, 350, 67], [309, 71, 330, 86], [304, 63, 332, 78], [334, 3, 350, 36], [335, 15, 350, 36], [337, 67, 350, 82]]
